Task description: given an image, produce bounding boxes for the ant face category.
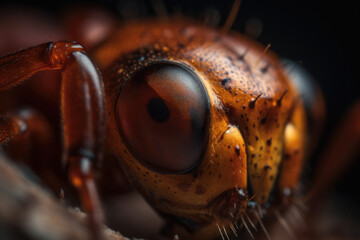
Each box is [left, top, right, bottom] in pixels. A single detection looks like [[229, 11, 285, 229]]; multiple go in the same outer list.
[[99, 19, 304, 237]]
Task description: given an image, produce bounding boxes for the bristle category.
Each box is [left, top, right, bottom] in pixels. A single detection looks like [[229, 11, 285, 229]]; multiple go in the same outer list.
[[230, 222, 238, 237], [223, 225, 230, 240], [275, 210, 295, 238], [255, 211, 271, 240], [245, 212, 257, 231], [277, 90, 288, 107], [241, 215, 254, 239], [221, 0, 242, 34], [249, 93, 262, 109], [216, 223, 226, 240]]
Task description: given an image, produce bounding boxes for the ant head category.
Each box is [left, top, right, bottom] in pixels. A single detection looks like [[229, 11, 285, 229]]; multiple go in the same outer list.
[[99, 18, 304, 238]]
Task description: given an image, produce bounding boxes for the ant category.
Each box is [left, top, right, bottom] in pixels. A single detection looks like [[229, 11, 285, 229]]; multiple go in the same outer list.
[[0, 1, 359, 239]]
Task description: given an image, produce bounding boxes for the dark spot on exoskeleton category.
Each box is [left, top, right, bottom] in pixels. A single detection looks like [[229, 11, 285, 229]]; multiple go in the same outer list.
[[199, 57, 204, 61], [218, 174, 222, 178], [209, 171, 212, 175], [264, 163, 272, 171], [251, 154, 255, 158], [270, 175, 274, 180], [260, 112, 270, 125], [284, 153, 291, 160], [255, 136, 259, 141], [252, 174, 256, 178], [254, 163, 258, 169], [143, 174, 146, 177], [228, 145, 230, 149], [246, 118, 249, 122], [167, 187, 171, 190], [249, 93, 262, 109], [220, 78, 232, 93], [235, 145, 240, 156], [154, 181, 157, 184], [266, 138, 272, 146], [238, 50, 248, 61], [242, 105, 246, 110], [260, 64, 270, 73], [253, 124, 256, 128], [145, 171, 149, 175], [294, 149, 300, 155], [244, 126, 249, 133]]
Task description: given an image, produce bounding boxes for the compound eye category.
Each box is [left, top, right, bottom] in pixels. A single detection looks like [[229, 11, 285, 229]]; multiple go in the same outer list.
[[116, 62, 210, 173]]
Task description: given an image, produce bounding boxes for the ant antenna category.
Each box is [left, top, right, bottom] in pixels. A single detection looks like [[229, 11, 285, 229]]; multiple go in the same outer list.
[[221, 0, 242, 34]]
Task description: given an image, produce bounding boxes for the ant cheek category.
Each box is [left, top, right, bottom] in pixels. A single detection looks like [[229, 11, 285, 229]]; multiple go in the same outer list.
[[200, 125, 248, 199]]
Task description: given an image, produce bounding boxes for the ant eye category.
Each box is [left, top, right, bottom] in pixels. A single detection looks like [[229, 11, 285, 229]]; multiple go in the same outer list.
[[116, 62, 210, 173]]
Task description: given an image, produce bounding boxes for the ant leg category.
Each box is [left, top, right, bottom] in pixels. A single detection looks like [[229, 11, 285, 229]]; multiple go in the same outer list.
[[0, 41, 105, 239], [0, 113, 27, 144], [311, 101, 360, 203], [0, 108, 52, 145]]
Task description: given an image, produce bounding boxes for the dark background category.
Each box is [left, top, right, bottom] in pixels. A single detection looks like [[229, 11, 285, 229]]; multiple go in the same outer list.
[[1, 0, 359, 233]]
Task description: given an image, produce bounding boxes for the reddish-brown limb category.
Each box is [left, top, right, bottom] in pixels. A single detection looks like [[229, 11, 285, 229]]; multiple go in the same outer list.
[[0, 41, 106, 239], [311, 100, 360, 203], [0, 109, 52, 145], [0, 114, 27, 143]]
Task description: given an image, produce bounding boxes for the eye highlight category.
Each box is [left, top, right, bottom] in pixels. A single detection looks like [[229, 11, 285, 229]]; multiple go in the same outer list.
[[116, 62, 210, 173]]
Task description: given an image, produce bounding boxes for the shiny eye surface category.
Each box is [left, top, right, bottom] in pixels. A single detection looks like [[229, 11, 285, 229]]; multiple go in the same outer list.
[[116, 62, 210, 173]]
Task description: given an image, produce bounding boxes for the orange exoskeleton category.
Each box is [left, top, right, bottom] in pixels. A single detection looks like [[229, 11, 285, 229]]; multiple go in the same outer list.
[[95, 18, 311, 239], [0, 3, 332, 240]]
